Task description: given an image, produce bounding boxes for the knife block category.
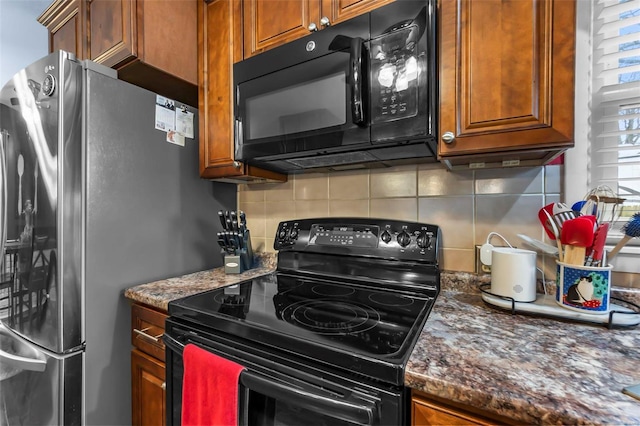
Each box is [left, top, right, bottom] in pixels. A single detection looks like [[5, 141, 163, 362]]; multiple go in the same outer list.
[[223, 230, 254, 274]]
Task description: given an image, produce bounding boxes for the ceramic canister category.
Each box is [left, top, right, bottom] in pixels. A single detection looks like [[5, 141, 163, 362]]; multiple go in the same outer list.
[[490, 248, 537, 302], [556, 261, 613, 314]]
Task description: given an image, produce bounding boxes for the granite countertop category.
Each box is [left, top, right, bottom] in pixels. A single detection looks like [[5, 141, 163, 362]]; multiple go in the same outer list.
[[408, 274, 640, 425], [124, 258, 640, 424], [123, 253, 277, 311]]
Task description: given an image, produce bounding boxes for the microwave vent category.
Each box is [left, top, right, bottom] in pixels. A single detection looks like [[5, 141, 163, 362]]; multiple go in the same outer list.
[[285, 151, 377, 169]]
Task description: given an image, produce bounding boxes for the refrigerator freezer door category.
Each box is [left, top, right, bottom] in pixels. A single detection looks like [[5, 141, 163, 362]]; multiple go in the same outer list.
[[0, 321, 82, 426], [0, 51, 83, 352]]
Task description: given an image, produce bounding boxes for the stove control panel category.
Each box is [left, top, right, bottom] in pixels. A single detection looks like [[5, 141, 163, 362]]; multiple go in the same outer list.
[[274, 218, 441, 264]]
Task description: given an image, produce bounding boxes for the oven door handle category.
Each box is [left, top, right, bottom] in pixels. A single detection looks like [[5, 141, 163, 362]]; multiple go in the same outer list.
[[164, 332, 378, 425], [164, 332, 186, 354], [240, 369, 377, 425]]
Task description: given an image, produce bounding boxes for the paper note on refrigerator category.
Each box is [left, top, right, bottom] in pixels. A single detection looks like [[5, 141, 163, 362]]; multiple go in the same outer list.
[[176, 107, 194, 139], [155, 95, 175, 131]]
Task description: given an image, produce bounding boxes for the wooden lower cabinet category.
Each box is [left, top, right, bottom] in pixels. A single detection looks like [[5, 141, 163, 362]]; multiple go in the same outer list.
[[131, 349, 166, 426], [412, 390, 512, 426], [131, 303, 167, 426]]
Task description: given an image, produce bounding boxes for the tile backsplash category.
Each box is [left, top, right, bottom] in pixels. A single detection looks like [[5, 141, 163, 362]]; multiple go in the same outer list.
[[238, 163, 638, 288]]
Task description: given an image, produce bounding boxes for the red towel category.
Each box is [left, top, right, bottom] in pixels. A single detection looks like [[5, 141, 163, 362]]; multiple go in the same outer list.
[[182, 343, 245, 426]]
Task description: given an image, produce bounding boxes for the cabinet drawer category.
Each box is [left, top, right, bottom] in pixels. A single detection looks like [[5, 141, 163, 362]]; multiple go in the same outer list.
[[131, 303, 167, 361]]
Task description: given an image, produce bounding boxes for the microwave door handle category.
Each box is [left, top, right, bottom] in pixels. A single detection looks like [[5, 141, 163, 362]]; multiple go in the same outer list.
[[349, 37, 365, 126], [240, 369, 377, 425], [234, 117, 245, 161]]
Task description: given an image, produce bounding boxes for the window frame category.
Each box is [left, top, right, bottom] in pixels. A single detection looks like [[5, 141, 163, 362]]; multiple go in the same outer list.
[[565, 0, 640, 274]]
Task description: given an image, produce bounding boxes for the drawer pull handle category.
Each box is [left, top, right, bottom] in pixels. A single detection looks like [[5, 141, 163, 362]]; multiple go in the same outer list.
[[133, 327, 163, 343]]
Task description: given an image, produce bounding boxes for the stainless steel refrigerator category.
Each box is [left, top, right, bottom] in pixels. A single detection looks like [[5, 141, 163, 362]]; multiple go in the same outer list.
[[0, 50, 235, 425]]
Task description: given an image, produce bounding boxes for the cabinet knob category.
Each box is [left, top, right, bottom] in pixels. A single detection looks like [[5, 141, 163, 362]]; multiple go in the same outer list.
[[442, 131, 455, 144], [320, 16, 331, 27], [161, 382, 166, 390], [233, 161, 242, 169], [308, 22, 318, 32]]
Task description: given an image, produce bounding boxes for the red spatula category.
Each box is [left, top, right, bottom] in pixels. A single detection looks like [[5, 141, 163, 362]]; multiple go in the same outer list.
[[561, 216, 596, 265], [585, 222, 609, 267]]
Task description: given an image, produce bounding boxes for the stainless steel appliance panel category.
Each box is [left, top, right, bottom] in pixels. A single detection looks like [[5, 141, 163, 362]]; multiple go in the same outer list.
[[0, 321, 82, 425], [0, 51, 79, 352], [0, 50, 236, 425]]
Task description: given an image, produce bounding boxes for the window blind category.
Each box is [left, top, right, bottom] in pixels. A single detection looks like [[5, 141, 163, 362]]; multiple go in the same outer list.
[[591, 0, 640, 232]]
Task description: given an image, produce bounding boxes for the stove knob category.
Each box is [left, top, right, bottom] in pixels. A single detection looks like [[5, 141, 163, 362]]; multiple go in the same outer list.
[[397, 231, 411, 247], [290, 228, 298, 239], [381, 230, 392, 244], [417, 232, 429, 249], [278, 228, 287, 240]]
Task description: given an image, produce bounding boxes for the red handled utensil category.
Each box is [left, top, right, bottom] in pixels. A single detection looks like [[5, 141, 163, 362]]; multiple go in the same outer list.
[[585, 222, 609, 267], [538, 203, 559, 240], [560, 216, 596, 265]]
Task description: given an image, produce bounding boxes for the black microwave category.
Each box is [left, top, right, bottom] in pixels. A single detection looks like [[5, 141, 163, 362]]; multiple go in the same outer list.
[[233, 0, 437, 173]]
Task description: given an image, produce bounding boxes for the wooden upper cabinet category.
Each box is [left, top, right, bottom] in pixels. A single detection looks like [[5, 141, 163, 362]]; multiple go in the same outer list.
[[87, 0, 134, 67], [321, 0, 394, 25], [438, 0, 576, 170], [38, 0, 86, 60], [242, 0, 393, 59], [40, 0, 198, 106], [242, 0, 320, 58], [198, 0, 286, 182], [88, 0, 198, 106]]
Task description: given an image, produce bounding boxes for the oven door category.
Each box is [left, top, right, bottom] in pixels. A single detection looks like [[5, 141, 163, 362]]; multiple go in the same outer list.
[[234, 41, 370, 165], [164, 319, 406, 426]]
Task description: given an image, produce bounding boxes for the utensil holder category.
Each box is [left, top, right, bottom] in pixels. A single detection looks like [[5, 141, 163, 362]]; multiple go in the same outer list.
[[556, 261, 613, 314]]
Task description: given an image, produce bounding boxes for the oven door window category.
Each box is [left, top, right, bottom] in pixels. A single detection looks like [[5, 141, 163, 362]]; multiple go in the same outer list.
[[245, 389, 361, 426], [235, 52, 369, 160]]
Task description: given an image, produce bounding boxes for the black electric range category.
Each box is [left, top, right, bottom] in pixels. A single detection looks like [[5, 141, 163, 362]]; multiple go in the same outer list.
[[168, 218, 441, 387]]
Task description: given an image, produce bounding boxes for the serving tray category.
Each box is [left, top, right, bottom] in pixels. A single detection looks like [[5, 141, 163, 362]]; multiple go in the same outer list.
[[479, 284, 640, 328]]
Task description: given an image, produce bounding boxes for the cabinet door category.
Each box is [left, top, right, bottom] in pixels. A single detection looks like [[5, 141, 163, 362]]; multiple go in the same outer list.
[[199, 0, 286, 182], [242, 0, 321, 58], [321, 0, 394, 25], [438, 0, 576, 169], [38, 0, 86, 59], [242, 0, 393, 59], [131, 349, 166, 426], [88, 0, 136, 66], [412, 397, 492, 426]]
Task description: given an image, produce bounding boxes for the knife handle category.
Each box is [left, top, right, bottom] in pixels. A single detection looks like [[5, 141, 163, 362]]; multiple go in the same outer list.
[[218, 210, 227, 230]]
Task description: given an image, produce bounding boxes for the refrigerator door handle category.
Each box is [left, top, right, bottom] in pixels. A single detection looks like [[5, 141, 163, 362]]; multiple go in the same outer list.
[[0, 130, 7, 277], [0, 322, 47, 372]]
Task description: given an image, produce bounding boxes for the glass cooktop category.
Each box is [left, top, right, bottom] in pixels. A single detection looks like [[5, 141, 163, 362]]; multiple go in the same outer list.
[[169, 272, 437, 384]]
